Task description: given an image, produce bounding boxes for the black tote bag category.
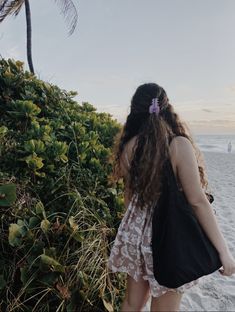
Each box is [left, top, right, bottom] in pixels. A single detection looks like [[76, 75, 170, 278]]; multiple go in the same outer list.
[[151, 157, 222, 288]]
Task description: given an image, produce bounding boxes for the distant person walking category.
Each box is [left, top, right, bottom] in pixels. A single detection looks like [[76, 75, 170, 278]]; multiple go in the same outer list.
[[228, 141, 232, 153]]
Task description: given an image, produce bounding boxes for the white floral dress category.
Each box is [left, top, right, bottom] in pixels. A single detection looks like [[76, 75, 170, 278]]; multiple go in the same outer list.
[[108, 152, 200, 297]]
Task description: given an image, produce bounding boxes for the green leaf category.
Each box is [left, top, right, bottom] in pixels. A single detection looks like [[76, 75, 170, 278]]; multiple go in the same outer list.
[[60, 154, 68, 163], [24, 139, 45, 154], [40, 255, 65, 273], [18, 225, 27, 237], [34, 171, 46, 177], [24, 139, 35, 153], [28, 216, 40, 228], [41, 220, 50, 233], [79, 152, 86, 161], [68, 216, 78, 231], [107, 188, 117, 196], [102, 299, 114, 312], [11, 100, 41, 117], [8, 223, 22, 247], [0, 184, 16, 207], [17, 219, 24, 226], [0, 126, 8, 136], [68, 217, 84, 242], [35, 201, 46, 218], [53, 141, 68, 155], [25, 154, 44, 170]]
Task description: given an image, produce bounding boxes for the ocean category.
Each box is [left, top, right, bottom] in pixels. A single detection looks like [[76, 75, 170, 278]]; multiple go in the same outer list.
[[195, 134, 235, 154]]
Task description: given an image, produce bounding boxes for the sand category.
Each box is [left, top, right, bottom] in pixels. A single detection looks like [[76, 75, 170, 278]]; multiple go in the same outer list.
[[143, 151, 235, 311]]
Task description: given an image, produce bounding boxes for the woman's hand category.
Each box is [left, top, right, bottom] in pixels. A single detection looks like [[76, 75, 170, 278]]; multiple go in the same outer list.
[[218, 250, 235, 276]]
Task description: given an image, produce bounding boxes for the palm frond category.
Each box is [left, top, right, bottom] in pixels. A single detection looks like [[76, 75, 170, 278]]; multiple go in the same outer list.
[[0, 0, 9, 13], [0, 0, 25, 22], [54, 0, 78, 35]]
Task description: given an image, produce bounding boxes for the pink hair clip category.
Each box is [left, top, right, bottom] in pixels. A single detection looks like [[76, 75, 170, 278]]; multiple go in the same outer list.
[[149, 97, 160, 115]]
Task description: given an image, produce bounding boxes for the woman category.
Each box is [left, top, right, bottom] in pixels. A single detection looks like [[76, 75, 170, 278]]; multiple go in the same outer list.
[[108, 83, 235, 311]]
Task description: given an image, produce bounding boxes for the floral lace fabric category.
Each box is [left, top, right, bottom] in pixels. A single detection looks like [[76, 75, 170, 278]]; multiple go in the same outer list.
[[108, 194, 200, 297]]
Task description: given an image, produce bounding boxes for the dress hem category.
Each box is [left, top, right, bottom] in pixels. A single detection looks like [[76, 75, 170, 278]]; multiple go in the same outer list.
[[107, 263, 199, 297]]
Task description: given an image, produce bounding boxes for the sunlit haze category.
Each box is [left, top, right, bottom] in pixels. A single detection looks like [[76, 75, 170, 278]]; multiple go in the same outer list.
[[1, 0, 235, 134]]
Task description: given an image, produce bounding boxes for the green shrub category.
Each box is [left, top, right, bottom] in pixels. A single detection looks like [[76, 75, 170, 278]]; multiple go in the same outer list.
[[0, 58, 125, 311]]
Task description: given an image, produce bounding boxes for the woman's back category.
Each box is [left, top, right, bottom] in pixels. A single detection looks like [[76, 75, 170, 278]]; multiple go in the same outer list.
[[121, 135, 182, 208]]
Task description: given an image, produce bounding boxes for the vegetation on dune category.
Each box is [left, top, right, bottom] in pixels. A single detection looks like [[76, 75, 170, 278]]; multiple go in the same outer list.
[[0, 58, 126, 311]]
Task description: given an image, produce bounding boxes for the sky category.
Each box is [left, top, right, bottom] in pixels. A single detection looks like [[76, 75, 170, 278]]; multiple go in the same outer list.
[[1, 0, 235, 134]]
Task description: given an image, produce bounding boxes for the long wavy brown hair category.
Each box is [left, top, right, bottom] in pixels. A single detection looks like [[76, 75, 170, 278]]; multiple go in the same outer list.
[[111, 83, 209, 210]]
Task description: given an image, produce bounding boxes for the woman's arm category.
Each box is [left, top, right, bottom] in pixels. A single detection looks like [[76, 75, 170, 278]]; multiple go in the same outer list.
[[175, 136, 235, 276], [120, 150, 132, 209]]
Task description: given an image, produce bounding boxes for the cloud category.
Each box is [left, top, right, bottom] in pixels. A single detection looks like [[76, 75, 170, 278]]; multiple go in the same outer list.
[[5, 46, 22, 60], [189, 119, 235, 126], [176, 97, 235, 108], [175, 99, 206, 108], [212, 119, 235, 125], [202, 109, 213, 113]]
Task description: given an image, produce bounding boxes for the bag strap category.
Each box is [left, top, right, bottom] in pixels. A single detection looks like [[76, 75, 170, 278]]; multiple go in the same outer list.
[[165, 135, 182, 191], [166, 136, 215, 203], [165, 158, 180, 190]]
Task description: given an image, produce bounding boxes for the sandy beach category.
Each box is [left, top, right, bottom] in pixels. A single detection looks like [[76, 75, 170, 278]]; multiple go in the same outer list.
[[144, 151, 235, 311]]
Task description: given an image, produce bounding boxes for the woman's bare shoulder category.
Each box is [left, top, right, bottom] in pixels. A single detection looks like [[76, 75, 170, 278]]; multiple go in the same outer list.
[[170, 136, 193, 161], [171, 136, 207, 207], [172, 135, 191, 146], [168, 136, 194, 181], [174, 136, 195, 160]]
